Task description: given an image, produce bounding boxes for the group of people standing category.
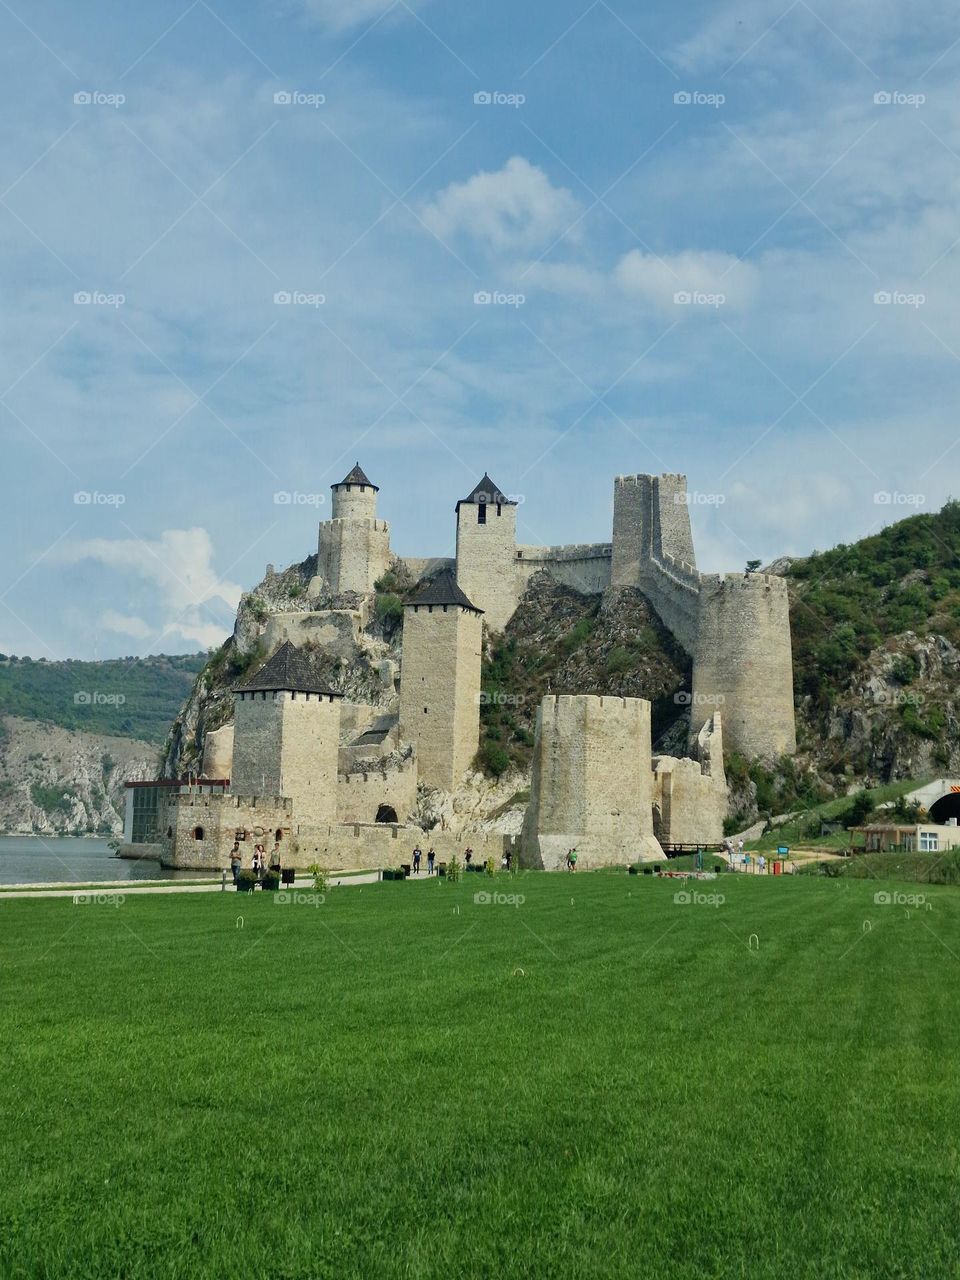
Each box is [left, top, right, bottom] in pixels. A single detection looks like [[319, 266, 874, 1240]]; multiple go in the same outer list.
[[411, 846, 436, 875], [410, 845, 514, 874], [229, 840, 283, 886]]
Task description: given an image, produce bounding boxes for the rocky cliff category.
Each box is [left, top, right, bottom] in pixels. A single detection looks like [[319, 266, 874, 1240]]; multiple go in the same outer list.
[[0, 716, 155, 835]]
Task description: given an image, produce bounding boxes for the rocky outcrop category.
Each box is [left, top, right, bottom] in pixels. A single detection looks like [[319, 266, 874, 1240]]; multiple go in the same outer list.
[[811, 631, 960, 782], [161, 556, 405, 779], [0, 715, 154, 835]]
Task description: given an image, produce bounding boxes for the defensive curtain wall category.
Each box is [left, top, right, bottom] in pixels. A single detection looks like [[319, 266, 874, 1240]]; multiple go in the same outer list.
[[611, 474, 796, 760], [161, 790, 515, 871]]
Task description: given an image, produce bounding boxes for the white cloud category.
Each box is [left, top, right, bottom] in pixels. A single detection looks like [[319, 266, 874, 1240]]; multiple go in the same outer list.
[[100, 611, 152, 640], [421, 156, 581, 252], [54, 529, 241, 651], [614, 248, 759, 311]]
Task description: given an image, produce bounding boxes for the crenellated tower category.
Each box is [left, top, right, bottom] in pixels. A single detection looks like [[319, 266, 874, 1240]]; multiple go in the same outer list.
[[317, 462, 391, 595]]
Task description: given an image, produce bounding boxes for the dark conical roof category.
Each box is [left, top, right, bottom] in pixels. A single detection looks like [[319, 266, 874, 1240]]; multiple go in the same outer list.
[[334, 462, 378, 491], [456, 473, 515, 511], [234, 640, 343, 695], [406, 569, 483, 614]]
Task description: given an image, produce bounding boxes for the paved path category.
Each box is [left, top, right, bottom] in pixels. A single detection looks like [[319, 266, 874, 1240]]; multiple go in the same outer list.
[[0, 870, 405, 901]]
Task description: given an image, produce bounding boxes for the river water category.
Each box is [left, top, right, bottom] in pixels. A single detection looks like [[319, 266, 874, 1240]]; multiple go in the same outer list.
[[0, 836, 206, 885]]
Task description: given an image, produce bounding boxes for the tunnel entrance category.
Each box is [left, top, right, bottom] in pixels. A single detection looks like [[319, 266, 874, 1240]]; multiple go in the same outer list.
[[929, 791, 960, 825]]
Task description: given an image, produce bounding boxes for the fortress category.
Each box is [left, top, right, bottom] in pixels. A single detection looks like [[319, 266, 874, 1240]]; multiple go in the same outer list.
[[155, 464, 795, 873]]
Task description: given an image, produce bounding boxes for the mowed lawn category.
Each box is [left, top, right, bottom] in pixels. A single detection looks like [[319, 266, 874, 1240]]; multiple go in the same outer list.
[[1, 872, 958, 1279]]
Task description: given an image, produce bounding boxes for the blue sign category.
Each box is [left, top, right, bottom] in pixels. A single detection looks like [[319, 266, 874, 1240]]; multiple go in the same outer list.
[[777, 846, 789, 855]]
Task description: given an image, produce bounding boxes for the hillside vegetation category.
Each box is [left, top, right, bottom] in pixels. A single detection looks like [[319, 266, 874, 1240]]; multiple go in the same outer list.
[[787, 500, 960, 718], [0, 654, 205, 744]]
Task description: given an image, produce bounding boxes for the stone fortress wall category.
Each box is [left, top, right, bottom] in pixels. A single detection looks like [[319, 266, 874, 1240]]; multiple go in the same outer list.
[[611, 473, 795, 759], [317, 463, 795, 760], [336, 752, 418, 825], [160, 461, 796, 871], [521, 694, 664, 869]]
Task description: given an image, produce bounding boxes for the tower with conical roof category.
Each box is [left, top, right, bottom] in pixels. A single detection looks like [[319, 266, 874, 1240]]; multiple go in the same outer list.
[[454, 473, 518, 631], [317, 461, 392, 594], [231, 640, 344, 824], [398, 569, 484, 791]]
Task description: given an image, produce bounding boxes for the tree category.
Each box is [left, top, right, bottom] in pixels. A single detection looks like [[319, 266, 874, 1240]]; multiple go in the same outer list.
[[745, 559, 762, 574]]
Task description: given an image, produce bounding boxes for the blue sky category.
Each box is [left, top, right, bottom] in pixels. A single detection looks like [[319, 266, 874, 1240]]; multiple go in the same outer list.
[[1, 0, 958, 659]]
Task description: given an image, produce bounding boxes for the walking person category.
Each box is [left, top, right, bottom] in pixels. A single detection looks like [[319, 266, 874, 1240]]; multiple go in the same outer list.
[[427, 848, 436, 876], [229, 842, 242, 886], [758, 854, 766, 875], [464, 847, 473, 868], [269, 841, 282, 875], [568, 847, 578, 872], [412, 846, 422, 875]]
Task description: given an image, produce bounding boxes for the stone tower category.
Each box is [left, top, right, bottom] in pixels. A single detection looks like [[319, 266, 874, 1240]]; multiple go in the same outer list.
[[521, 694, 663, 869], [231, 640, 343, 824], [609, 472, 796, 760], [398, 570, 483, 791], [317, 462, 391, 595], [690, 574, 796, 758], [454, 473, 518, 632]]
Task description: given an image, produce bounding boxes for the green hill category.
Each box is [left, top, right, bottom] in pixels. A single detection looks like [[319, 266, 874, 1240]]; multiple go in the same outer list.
[[0, 653, 206, 744], [787, 500, 960, 704]]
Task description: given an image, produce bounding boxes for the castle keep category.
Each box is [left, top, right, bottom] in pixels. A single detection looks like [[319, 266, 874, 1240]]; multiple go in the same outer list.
[[155, 463, 793, 872]]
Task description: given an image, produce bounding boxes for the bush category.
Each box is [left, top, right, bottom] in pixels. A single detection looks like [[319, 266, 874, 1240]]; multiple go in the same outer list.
[[481, 741, 511, 777], [237, 870, 258, 893], [445, 855, 462, 883], [375, 594, 404, 628], [605, 646, 635, 675], [262, 871, 280, 891], [307, 863, 329, 893]]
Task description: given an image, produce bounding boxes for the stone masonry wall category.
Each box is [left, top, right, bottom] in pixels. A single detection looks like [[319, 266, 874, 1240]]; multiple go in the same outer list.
[[455, 500, 518, 632], [336, 754, 418, 824], [161, 793, 514, 871], [690, 574, 797, 759], [262, 609, 361, 658], [231, 690, 342, 824], [163, 792, 294, 870], [521, 694, 663, 869], [515, 543, 612, 596], [231, 693, 284, 796], [318, 518, 391, 594], [398, 603, 482, 790], [609, 474, 795, 758]]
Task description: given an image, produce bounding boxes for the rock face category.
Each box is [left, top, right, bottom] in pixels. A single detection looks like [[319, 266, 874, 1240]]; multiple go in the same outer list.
[[812, 632, 960, 782], [0, 716, 154, 835], [160, 554, 404, 779]]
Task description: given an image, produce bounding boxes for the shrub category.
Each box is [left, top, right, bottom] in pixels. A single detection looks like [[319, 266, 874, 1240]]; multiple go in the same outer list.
[[262, 871, 280, 891], [481, 741, 510, 777], [307, 863, 329, 893], [605, 646, 635, 675], [445, 855, 462, 883], [237, 870, 258, 893], [375, 594, 404, 628]]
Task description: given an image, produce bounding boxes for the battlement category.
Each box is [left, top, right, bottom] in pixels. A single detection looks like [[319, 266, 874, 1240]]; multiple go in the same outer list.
[[542, 693, 643, 714], [516, 542, 612, 563], [700, 571, 789, 593], [320, 517, 389, 533], [171, 792, 294, 812]]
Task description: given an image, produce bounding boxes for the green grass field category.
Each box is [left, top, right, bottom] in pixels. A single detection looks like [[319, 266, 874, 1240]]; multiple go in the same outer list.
[[1, 871, 958, 1279]]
